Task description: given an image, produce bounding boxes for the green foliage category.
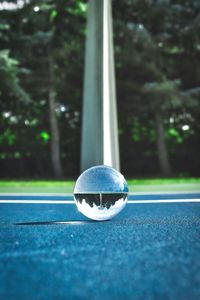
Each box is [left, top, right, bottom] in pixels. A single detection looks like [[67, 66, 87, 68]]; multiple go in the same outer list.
[[40, 131, 49, 142], [142, 79, 182, 109], [114, 0, 200, 176], [0, 50, 30, 104], [0, 128, 16, 146], [0, 0, 86, 178], [167, 128, 183, 144], [66, 1, 87, 16]]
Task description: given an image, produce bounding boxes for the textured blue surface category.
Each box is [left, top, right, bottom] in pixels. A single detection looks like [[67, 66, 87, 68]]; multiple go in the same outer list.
[[74, 165, 128, 193], [0, 194, 200, 300], [0, 193, 199, 201]]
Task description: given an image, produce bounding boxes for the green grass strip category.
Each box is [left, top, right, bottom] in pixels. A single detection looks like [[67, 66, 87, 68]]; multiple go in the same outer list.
[[0, 178, 199, 193]]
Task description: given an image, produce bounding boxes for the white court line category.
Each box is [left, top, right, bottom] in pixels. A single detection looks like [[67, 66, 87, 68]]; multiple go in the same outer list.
[[0, 199, 200, 204], [128, 199, 200, 203], [0, 200, 75, 204], [0, 193, 73, 196]]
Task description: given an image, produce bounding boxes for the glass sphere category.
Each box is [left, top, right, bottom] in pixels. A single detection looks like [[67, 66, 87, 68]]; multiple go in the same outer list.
[[74, 165, 128, 221]]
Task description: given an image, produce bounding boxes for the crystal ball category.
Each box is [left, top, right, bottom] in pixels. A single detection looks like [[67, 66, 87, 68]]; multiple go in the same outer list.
[[74, 165, 128, 221]]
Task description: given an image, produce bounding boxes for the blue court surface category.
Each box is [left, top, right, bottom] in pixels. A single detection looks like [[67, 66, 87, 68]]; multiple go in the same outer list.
[[0, 193, 200, 300]]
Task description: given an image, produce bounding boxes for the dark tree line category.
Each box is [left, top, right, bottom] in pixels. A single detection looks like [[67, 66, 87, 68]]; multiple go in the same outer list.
[[0, 0, 200, 178], [113, 0, 200, 177]]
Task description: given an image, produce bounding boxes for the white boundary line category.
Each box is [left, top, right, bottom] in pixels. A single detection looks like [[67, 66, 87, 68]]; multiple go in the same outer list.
[[0, 200, 74, 204], [0, 193, 73, 196], [0, 199, 200, 204], [128, 199, 200, 203]]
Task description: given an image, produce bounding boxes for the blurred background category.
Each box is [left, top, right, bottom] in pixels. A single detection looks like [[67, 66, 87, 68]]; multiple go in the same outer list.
[[0, 0, 200, 179]]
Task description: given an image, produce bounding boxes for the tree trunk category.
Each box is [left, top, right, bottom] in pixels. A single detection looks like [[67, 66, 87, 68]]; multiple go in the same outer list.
[[48, 50, 63, 178], [155, 110, 172, 177]]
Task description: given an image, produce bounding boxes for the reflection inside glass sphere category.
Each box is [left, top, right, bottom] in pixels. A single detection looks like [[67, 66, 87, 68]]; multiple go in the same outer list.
[[74, 193, 128, 221]]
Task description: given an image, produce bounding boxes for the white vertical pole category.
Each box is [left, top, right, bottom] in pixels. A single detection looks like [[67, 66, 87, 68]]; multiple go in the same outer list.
[[103, 0, 120, 170], [81, 0, 103, 171], [81, 0, 120, 172]]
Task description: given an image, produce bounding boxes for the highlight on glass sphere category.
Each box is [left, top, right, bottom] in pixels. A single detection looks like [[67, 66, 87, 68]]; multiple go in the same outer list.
[[73, 165, 129, 221]]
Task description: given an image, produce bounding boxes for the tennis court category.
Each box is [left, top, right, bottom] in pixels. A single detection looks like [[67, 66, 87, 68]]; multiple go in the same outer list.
[[1, 192, 200, 299]]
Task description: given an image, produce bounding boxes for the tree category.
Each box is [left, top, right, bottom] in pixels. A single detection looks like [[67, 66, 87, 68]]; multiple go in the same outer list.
[[113, 0, 200, 176], [0, 0, 86, 178]]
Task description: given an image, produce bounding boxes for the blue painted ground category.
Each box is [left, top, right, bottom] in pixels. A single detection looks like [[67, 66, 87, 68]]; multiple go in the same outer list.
[[0, 193, 200, 200], [0, 194, 200, 300]]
